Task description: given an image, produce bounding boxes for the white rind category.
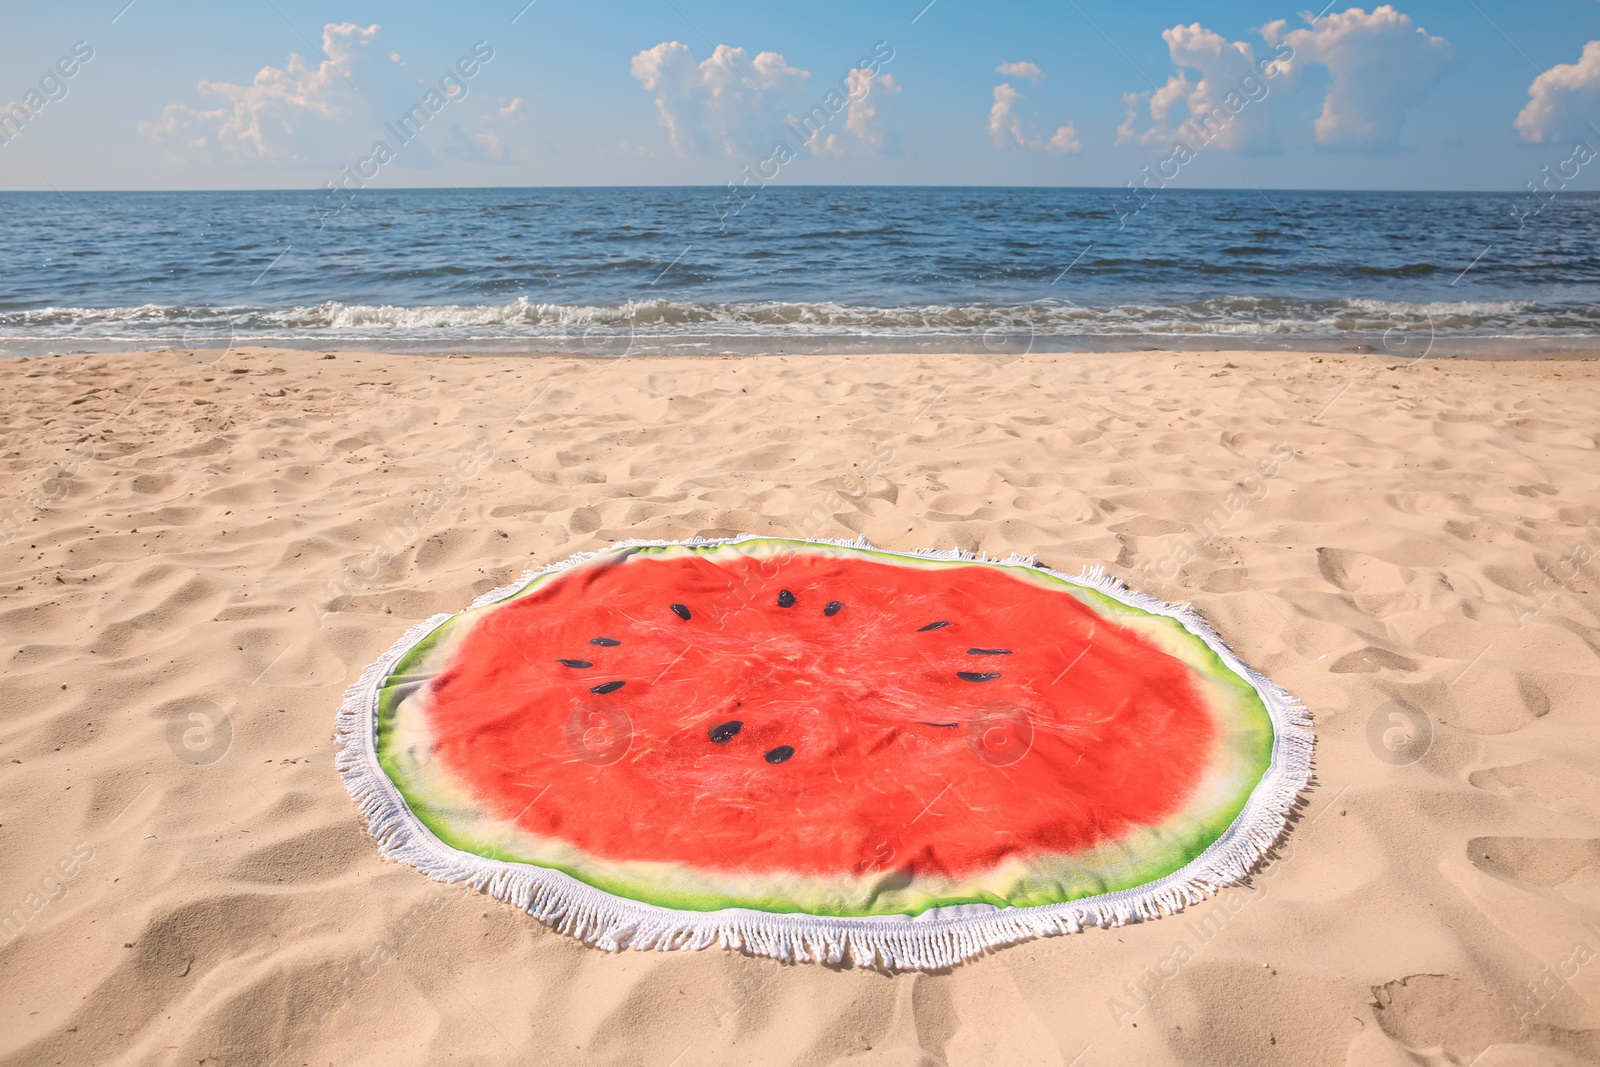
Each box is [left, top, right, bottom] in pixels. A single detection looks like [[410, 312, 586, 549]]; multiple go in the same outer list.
[[334, 534, 1314, 970]]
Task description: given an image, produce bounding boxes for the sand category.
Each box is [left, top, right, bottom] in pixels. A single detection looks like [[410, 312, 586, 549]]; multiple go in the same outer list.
[[2, 345, 1599, 1067]]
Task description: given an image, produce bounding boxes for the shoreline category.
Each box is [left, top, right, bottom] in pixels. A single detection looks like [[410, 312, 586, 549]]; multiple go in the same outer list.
[[5, 336, 1600, 361], [4, 346, 1599, 1064]]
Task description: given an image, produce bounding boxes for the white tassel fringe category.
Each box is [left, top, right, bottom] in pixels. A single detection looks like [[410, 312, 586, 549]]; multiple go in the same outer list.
[[335, 534, 1313, 971]]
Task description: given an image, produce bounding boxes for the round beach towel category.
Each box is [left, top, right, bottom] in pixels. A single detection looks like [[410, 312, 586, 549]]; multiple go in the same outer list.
[[336, 536, 1311, 969]]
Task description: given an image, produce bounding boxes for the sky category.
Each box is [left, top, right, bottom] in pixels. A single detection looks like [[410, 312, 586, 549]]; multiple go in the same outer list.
[[0, 0, 1597, 191]]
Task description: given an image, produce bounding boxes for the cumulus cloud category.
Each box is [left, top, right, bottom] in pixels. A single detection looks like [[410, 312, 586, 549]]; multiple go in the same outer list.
[[141, 24, 515, 167], [804, 67, 900, 156], [988, 83, 1026, 147], [988, 67, 1078, 153], [142, 22, 379, 158], [1515, 40, 1600, 143], [1048, 123, 1081, 153], [1263, 5, 1453, 153], [467, 117, 504, 160], [630, 41, 808, 156], [1118, 23, 1288, 153], [995, 60, 1044, 86]]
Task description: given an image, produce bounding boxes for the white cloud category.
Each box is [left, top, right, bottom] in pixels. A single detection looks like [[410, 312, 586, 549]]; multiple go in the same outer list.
[[793, 67, 902, 158], [1263, 5, 1452, 153], [987, 75, 1078, 154], [842, 68, 899, 153], [1048, 123, 1081, 153], [989, 83, 1027, 148], [1118, 23, 1286, 153], [140, 103, 229, 152], [472, 118, 503, 160], [630, 41, 809, 156], [996, 61, 1045, 86], [499, 96, 524, 120], [143, 27, 515, 169], [142, 22, 379, 158], [1515, 40, 1600, 143]]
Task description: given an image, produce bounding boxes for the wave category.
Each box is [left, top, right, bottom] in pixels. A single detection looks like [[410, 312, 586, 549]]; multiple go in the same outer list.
[[1, 295, 1594, 344]]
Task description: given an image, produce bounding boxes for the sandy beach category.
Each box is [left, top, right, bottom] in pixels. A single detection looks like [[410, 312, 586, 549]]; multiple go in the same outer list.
[[3, 345, 1600, 1066]]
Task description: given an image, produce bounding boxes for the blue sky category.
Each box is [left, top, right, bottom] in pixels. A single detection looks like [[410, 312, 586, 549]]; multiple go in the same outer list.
[[1, 0, 1596, 190]]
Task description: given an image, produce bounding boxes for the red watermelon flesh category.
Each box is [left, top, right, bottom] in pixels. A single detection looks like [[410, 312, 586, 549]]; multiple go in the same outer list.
[[421, 547, 1217, 883]]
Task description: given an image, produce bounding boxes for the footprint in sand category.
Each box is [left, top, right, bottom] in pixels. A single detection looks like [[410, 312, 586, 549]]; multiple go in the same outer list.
[[1372, 973, 1600, 1062], [1469, 836, 1600, 890], [1470, 758, 1600, 823]]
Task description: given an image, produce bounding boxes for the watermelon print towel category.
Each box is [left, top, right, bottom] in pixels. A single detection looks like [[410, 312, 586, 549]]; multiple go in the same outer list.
[[336, 536, 1312, 969]]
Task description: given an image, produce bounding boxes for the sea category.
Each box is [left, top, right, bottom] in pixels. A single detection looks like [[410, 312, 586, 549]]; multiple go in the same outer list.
[[1, 186, 1596, 357]]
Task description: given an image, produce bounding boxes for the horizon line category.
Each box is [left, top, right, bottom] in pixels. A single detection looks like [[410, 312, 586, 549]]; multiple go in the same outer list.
[[0, 183, 1576, 196]]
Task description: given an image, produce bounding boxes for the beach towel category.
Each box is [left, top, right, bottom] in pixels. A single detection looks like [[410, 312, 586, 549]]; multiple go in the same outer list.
[[336, 536, 1311, 969]]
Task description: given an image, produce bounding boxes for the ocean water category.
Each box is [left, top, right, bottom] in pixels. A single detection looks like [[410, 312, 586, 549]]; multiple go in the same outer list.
[[1, 186, 1596, 356]]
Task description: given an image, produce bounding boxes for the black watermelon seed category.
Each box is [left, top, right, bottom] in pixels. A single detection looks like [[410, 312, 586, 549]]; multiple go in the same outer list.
[[918, 721, 960, 728], [777, 589, 796, 608], [709, 720, 743, 744], [764, 745, 795, 764], [917, 620, 950, 632], [558, 659, 594, 669], [590, 680, 626, 694], [824, 600, 843, 616], [967, 648, 1013, 656], [589, 636, 621, 647], [957, 671, 1002, 683], [670, 603, 691, 620]]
